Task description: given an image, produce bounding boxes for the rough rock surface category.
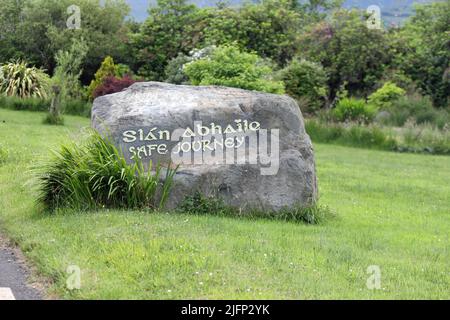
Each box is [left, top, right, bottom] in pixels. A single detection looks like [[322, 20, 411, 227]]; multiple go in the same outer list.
[[92, 82, 318, 212]]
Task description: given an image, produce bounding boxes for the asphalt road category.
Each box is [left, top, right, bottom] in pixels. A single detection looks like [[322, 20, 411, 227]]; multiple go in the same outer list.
[[0, 238, 42, 300]]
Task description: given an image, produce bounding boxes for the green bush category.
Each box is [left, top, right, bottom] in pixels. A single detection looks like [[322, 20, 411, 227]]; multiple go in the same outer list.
[[164, 47, 216, 85], [178, 192, 333, 224], [381, 95, 449, 129], [164, 53, 192, 85], [368, 82, 406, 109], [34, 131, 177, 211], [333, 98, 377, 123], [184, 44, 285, 94], [280, 59, 328, 113]]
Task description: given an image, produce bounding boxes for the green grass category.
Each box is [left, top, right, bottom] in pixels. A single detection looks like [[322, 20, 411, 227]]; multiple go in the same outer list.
[[0, 109, 449, 299]]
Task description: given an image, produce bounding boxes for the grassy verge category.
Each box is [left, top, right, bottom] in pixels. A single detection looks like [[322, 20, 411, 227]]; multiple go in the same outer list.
[[306, 119, 450, 155], [0, 109, 449, 299], [0, 96, 91, 117]]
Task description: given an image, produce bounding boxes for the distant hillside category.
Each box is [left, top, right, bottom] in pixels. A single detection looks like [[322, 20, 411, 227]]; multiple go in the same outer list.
[[126, 0, 435, 23]]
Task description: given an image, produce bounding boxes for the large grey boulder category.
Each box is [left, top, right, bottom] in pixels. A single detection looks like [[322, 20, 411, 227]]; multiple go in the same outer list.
[[92, 82, 318, 212]]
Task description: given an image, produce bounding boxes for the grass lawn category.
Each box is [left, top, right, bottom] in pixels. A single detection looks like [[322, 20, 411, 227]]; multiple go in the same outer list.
[[0, 108, 449, 299]]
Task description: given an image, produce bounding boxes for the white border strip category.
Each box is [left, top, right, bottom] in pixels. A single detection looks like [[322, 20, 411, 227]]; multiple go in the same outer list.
[[0, 288, 15, 300]]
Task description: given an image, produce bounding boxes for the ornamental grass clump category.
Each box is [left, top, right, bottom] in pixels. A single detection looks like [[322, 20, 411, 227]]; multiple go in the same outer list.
[[0, 60, 50, 99], [35, 131, 177, 211]]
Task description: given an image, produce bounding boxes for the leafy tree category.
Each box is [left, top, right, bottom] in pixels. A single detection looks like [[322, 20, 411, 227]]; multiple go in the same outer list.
[[299, 9, 392, 104], [281, 58, 328, 112], [202, 1, 299, 65], [0, 0, 130, 84], [47, 38, 88, 124], [391, 2, 450, 107], [203, 0, 336, 66], [184, 44, 285, 94], [131, 0, 340, 80], [53, 38, 89, 100], [0, 0, 27, 62], [129, 0, 207, 80]]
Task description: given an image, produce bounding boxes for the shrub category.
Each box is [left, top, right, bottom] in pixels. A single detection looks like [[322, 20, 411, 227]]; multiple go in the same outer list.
[[35, 131, 177, 211], [368, 82, 406, 109], [381, 95, 449, 129], [164, 47, 216, 85], [164, 53, 191, 85], [115, 64, 133, 78], [280, 59, 328, 113], [87, 57, 134, 100], [0, 60, 50, 99], [333, 98, 377, 123], [93, 75, 137, 98], [178, 192, 333, 224], [184, 45, 285, 94], [87, 56, 117, 99], [378, 70, 414, 93]]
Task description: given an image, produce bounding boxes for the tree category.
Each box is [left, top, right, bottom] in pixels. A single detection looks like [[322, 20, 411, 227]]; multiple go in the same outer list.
[[0, 0, 27, 62], [87, 56, 118, 100], [88, 56, 136, 99], [298, 9, 392, 104], [281, 59, 328, 112], [131, 0, 340, 80], [184, 44, 284, 94], [203, 0, 332, 66], [129, 0, 207, 80], [47, 38, 88, 124], [0, 0, 130, 84], [391, 2, 450, 107]]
